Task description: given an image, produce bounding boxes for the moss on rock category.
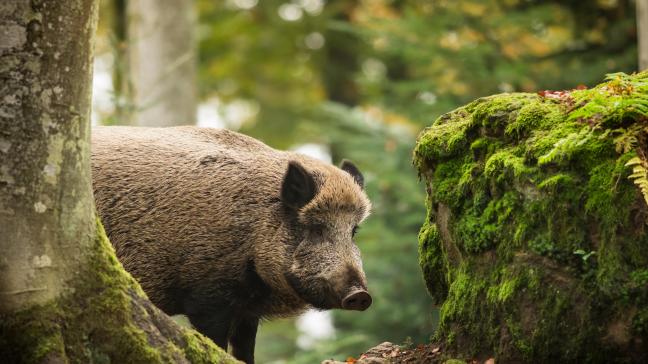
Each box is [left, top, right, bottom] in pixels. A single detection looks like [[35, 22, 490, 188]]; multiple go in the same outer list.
[[414, 72, 648, 362], [0, 219, 240, 364]]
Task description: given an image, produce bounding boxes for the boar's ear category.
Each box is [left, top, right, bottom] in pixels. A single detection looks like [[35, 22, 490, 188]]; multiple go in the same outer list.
[[340, 159, 364, 189], [281, 161, 317, 209]]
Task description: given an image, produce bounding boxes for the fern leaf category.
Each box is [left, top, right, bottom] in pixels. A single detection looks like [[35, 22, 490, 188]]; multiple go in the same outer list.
[[625, 156, 648, 207]]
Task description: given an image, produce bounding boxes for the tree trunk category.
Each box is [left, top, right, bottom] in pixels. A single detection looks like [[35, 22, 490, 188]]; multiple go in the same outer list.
[[0, 0, 98, 316], [0, 1, 237, 362], [322, 0, 362, 106], [127, 0, 197, 126], [638, 0, 648, 70], [111, 0, 132, 124]]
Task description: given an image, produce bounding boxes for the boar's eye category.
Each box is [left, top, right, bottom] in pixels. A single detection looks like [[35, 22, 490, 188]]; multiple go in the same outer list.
[[311, 225, 325, 237], [352, 225, 359, 237]]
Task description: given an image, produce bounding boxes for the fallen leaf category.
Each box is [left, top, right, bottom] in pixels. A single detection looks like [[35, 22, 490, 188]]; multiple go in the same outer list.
[[432, 347, 440, 354], [346, 357, 357, 363]]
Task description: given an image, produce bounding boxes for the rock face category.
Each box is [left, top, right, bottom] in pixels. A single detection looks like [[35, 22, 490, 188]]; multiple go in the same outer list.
[[414, 72, 648, 362]]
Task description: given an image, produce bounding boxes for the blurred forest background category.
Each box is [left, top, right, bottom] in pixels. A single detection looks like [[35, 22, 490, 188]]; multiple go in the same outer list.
[[92, 1, 639, 363]]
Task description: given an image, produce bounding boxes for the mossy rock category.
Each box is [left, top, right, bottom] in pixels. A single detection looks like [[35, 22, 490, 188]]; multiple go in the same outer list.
[[414, 72, 648, 363]]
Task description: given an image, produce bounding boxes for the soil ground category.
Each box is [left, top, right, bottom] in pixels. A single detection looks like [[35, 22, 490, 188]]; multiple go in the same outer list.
[[322, 342, 493, 364]]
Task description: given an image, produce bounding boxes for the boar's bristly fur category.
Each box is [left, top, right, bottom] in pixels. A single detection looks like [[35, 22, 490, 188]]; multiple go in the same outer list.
[[91, 126, 372, 364]]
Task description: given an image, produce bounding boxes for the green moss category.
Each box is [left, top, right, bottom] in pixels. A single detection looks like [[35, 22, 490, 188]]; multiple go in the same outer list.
[[0, 219, 239, 364], [470, 137, 504, 160], [454, 213, 497, 253], [453, 191, 522, 255], [486, 276, 518, 304], [470, 93, 534, 131], [414, 72, 648, 362], [430, 157, 471, 209], [183, 331, 234, 364], [0, 302, 65, 363], [443, 359, 467, 364], [536, 173, 577, 191], [505, 101, 562, 138], [418, 222, 449, 304], [585, 155, 636, 228], [415, 111, 475, 162], [484, 150, 530, 182]]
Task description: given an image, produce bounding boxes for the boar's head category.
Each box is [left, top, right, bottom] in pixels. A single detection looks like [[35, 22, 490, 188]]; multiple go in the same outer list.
[[281, 160, 372, 311]]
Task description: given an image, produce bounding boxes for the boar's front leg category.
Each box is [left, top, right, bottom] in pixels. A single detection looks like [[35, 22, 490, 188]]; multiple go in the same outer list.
[[186, 309, 232, 351], [230, 316, 259, 364]]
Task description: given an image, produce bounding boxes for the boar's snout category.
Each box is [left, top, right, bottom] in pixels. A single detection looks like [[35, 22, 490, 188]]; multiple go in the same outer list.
[[341, 289, 372, 311]]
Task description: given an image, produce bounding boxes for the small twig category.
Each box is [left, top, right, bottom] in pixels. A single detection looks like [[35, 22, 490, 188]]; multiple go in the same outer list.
[[0, 287, 48, 295]]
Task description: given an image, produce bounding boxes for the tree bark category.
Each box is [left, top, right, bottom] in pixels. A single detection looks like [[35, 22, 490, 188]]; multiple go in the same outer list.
[[0, 0, 98, 315], [0, 1, 237, 362], [638, 0, 648, 70], [127, 0, 197, 126]]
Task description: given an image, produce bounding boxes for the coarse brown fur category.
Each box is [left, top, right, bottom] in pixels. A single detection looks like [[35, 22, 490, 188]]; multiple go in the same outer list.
[[91, 126, 371, 363]]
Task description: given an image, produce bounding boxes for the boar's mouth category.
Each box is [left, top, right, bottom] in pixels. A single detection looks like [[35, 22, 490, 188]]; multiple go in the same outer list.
[[284, 272, 340, 310]]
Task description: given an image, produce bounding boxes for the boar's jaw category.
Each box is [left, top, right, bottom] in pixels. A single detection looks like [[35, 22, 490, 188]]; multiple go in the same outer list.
[[284, 272, 341, 310]]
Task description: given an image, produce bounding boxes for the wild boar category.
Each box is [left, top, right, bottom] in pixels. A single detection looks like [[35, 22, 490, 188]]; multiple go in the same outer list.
[[91, 126, 372, 363]]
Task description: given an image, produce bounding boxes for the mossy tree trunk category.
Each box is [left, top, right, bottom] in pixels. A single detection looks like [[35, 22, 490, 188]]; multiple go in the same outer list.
[[0, 1, 237, 362]]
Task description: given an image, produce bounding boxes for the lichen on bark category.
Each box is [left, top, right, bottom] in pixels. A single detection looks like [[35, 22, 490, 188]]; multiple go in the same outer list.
[[414, 72, 648, 362]]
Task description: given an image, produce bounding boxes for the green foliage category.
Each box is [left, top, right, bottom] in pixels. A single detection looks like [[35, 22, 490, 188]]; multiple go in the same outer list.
[[626, 156, 648, 206], [567, 72, 648, 206], [414, 72, 648, 362], [354, 1, 637, 125], [193, 0, 637, 144], [569, 72, 648, 126]]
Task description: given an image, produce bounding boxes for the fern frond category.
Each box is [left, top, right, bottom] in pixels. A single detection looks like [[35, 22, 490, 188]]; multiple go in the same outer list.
[[625, 156, 648, 206]]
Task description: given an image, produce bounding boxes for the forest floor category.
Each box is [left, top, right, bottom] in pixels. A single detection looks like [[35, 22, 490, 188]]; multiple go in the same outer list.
[[322, 341, 493, 364]]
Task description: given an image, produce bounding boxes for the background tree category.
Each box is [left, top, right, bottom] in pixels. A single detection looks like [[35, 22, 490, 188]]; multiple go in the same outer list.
[[638, 0, 648, 70], [0, 1, 235, 362], [110, 0, 197, 126], [128, 0, 196, 126]]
